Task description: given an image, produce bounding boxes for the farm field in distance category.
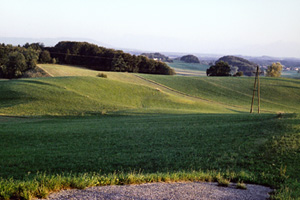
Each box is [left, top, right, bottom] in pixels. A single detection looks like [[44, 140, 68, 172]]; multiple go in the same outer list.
[[282, 71, 300, 79], [167, 60, 209, 76], [0, 64, 299, 199]]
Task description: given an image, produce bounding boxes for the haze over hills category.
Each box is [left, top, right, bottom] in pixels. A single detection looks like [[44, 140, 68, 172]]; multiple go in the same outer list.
[[1, 37, 300, 70], [1, 37, 299, 60], [0, 37, 114, 48]]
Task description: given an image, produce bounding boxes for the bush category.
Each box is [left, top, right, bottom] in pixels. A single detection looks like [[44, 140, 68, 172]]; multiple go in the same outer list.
[[234, 71, 243, 77], [97, 73, 107, 78]]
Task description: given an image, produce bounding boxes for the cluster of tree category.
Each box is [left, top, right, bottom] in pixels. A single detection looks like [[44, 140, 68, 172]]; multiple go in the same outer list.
[[0, 43, 58, 79], [206, 61, 244, 76], [266, 62, 283, 77], [140, 52, 173, 62], [180, 55, 200, 63], [23, 43, 55, 64], [207, 61, 229, 76], [0, 44, 37, 78], [46, 41, 175, 75], [207, 60, 283, 77], [216, 56, 261, 76]]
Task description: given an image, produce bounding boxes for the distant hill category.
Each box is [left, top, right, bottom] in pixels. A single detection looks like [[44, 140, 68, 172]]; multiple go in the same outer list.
[[0, 37, 113, 48], [180, 55, 200, 63], [217, 56, 259, 76], [141, 52, 173, 62], [245, 56, 300, 69]]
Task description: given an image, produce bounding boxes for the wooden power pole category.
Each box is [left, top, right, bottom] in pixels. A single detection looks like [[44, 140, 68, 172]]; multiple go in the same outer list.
[[250, 66, 260, 113]]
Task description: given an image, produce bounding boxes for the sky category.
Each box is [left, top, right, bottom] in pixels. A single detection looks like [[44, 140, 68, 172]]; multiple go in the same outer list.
[[1, 0, 300, 58]]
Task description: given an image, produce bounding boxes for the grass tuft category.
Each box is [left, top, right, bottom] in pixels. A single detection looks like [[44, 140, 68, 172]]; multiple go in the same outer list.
[[236, 182, 247, 190], [216, 173, 230, 187]]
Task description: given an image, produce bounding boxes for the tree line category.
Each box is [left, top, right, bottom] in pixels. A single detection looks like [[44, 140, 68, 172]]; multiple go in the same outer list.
[[0, 41, 175, 79], [46, 41, 175, 75]]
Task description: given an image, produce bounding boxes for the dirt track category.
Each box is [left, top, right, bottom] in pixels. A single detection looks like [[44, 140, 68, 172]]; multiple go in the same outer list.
[[40, 181, 272, 200]]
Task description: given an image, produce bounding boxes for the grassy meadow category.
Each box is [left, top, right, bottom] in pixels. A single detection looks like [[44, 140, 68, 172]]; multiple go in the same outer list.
[[0, 64, 300, 199]]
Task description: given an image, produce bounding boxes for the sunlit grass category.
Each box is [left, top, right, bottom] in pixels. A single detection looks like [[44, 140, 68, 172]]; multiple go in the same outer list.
[[141, 74, 300, 113]]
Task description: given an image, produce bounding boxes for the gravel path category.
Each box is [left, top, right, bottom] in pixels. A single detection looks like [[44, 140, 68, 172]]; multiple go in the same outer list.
[[40, 182, 273, 200]]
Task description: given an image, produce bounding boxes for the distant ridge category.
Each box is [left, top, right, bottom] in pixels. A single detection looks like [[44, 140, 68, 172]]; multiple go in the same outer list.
[[0, 37, 113, 48]]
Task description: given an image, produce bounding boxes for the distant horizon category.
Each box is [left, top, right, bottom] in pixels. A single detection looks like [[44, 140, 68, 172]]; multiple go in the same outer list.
[[1, 36, 300, 60]]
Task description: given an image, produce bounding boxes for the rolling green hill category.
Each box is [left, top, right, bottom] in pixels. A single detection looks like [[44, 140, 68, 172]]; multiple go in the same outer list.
[[0, 76, 233, 116], [1, 64, 299, 116], [141, 74, 300, 113], [1, 64, 300, 199]]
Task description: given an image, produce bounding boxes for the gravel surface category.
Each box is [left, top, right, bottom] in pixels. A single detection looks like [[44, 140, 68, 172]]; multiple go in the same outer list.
[[39, 182, 273, 200]]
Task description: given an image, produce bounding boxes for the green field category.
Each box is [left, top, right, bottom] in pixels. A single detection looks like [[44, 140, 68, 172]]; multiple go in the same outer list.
[[0, 64, 300, 199], [140, 75, 300, 113], [0, 76, 236, 116], [168, 60, 209, 71], [167, 60, 209, 76], [282, 71, 300, 79]]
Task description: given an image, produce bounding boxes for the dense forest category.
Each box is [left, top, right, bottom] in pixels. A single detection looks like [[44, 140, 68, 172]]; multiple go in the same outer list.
[[0, 41, 175, 79]]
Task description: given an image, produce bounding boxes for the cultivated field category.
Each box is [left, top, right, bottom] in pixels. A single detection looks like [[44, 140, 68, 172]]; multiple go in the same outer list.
[[0, 64, 299, 199]]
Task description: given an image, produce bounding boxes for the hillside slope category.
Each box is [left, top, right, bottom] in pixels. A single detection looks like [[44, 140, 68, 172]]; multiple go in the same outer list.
[[141, 74, 300, 113], [0, 76, 232, 116], [2, 64, 299, 116]]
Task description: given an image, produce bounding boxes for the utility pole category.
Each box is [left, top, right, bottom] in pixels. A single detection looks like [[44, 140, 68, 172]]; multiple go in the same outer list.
[[250, 66, 260, 113]]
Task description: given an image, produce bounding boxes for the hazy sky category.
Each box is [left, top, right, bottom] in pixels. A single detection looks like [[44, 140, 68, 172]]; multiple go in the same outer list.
[[1, 0, 300, 57]]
